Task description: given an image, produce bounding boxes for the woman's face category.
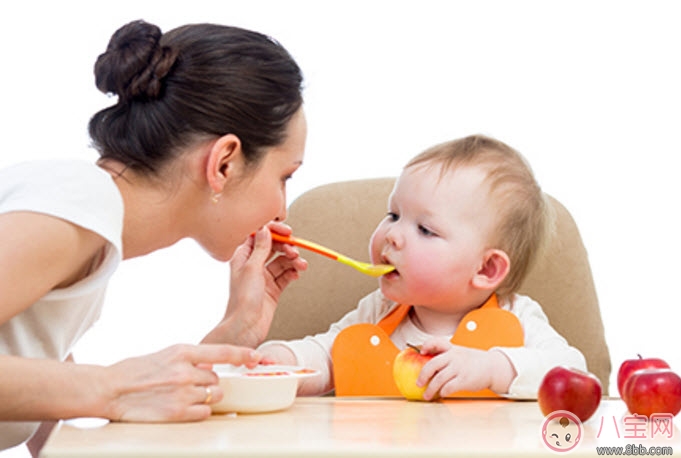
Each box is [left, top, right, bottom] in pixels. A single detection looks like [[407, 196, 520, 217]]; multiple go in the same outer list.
[[199, 108, 307, 261]]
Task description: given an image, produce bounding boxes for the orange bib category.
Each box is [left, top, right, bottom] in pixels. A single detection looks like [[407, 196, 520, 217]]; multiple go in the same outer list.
[[330, 294, 523, 397]]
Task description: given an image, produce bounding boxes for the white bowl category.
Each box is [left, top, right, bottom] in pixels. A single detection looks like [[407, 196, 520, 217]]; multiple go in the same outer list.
[[211, 364, 319, 414]]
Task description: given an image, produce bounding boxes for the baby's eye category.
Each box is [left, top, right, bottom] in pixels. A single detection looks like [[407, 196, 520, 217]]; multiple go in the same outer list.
[[387, 212, 399, 222], [418, 225, 436, 237]]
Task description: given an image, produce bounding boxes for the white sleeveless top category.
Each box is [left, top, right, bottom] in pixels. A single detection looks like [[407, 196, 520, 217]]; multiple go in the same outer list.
[[0, 160, 123, 450]]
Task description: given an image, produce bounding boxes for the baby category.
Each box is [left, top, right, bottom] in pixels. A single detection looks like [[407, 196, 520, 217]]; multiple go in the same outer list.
[[259, 134, 586, 399]]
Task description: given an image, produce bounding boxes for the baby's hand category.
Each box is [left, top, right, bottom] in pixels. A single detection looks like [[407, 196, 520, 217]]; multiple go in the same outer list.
[[416, 338, 515, 400]]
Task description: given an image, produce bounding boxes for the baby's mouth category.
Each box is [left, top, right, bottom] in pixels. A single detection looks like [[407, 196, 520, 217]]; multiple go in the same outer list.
[[381, 256, 399, 275]]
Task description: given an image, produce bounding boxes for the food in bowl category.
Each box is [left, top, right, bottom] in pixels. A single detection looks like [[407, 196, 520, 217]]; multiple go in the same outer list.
[[211, 364, 319, 414]]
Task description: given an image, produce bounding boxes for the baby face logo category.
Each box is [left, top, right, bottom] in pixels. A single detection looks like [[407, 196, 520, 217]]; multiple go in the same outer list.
[[541, 410, 583, 453]]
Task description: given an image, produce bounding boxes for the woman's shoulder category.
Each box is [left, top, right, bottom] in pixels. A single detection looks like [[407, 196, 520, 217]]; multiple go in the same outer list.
[[1, 159, 117, 197], [1, 159, 124, 253], [1, 159, 111, 185]]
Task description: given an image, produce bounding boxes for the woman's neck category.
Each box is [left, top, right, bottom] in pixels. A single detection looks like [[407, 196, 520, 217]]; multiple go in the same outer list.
[[101, 162, 190, 260]]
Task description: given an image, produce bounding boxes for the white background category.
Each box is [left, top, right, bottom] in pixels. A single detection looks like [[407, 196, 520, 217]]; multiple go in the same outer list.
[[1, 1, 680, 455]]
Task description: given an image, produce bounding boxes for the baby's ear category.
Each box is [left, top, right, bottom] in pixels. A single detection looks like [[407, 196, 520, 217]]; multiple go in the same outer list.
[[472, 249, 510, 290]]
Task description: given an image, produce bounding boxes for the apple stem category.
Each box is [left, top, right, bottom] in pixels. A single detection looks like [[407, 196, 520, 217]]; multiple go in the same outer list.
[[406, 343, 422, 352]]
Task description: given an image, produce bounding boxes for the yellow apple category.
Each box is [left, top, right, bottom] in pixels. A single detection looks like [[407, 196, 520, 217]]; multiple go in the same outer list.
[[392, 344, 435, 401]]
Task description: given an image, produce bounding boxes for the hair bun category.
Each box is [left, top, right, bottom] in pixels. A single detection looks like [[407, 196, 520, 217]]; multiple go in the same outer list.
[[94, 20, 178, 102]]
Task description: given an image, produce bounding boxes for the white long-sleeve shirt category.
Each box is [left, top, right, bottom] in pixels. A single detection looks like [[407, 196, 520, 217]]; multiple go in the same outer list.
[[259, 289, 586, 399]]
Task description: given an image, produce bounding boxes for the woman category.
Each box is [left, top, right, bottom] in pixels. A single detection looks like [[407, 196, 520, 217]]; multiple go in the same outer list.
[[0, 20, 308, 454]]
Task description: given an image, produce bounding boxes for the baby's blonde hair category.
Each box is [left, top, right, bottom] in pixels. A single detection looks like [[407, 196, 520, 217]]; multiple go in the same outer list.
[[405, 134, 554, 300]]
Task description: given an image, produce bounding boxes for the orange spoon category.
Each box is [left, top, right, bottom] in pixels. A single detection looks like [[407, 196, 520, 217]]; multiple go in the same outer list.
[[270, 233, 395, 277]]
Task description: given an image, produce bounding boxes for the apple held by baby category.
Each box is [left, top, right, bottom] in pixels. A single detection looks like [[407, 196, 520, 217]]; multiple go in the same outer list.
[[392, 343, 438, 401]]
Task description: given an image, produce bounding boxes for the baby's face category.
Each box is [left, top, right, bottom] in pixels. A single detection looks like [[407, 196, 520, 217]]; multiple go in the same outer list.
[[370, 163, 498, 311]]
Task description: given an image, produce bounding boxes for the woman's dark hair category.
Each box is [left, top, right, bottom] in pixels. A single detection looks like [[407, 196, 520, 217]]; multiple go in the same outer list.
[[88, 20, 304, 174]]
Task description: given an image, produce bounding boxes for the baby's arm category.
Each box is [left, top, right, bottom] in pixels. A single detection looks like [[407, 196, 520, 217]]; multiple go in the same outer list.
[[257, 339, 333, 396], [494, 297, 587, 398], [257, 342, 327, 395], [256, 289, 389, 397], [258, 342, 298, 366], [415, 296, 586, 400]]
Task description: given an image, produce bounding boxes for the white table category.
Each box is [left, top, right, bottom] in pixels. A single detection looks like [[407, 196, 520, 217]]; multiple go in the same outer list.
[[41, 397, 681, 457]]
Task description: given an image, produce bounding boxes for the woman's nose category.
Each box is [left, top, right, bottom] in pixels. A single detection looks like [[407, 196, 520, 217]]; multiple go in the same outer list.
[[274, 205, 287, 222]]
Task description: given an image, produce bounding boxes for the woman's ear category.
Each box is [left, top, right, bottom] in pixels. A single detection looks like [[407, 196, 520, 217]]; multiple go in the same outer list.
[[472, 249, 510, 291], [206, 133, 242, 193]]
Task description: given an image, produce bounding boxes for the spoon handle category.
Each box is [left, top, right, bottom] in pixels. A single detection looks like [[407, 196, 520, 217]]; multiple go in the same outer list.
[[270, 232, 341, 261]]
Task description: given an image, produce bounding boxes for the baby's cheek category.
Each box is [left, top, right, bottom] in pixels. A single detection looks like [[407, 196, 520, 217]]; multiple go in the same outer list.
[[401, 256, 442, 285], [368, 229, 384, 264], [403, 259, 442, 292]]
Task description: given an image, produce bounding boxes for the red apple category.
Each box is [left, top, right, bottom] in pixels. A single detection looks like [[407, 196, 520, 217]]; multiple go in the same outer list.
[[538, 366, 602, 422], [617, 355, 670, 399], [623, 368, 681, 417], [392, 344, 435, 401]]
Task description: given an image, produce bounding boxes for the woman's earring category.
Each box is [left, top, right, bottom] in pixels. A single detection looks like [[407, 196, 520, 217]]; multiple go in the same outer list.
[[211, 192, 221, 204]]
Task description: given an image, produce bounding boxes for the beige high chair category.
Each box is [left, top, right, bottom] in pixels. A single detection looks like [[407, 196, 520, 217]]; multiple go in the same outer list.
[[266, 177, 611, 394]]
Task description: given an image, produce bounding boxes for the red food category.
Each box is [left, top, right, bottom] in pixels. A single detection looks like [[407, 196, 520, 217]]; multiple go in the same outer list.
[[294, 368, 316, 374], [538, 366, 602, 422], [623, 368, 681, 418], [617, 355, 670, 399], [244, 371, 289, 377]]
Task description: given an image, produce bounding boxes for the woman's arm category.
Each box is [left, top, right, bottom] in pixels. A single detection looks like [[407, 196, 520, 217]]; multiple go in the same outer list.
[[26, 353, 74, 458], [0, 211, 107, 323], [0, 344, 262, 422], [0, 212, 264, 422]]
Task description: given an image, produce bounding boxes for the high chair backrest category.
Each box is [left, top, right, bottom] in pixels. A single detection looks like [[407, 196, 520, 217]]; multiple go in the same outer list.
[[266, 177, 611, 393]]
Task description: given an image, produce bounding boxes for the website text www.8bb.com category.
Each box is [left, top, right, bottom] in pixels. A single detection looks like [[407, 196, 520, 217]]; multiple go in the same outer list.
[[595, 444, 673, 455]]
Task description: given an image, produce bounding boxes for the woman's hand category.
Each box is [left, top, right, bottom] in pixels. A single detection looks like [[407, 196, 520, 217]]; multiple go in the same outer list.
[[0, 344, 261, 424], [202, 223, 308, 347], [105, 344, 262, 422], [415, 338, 517, 400]]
